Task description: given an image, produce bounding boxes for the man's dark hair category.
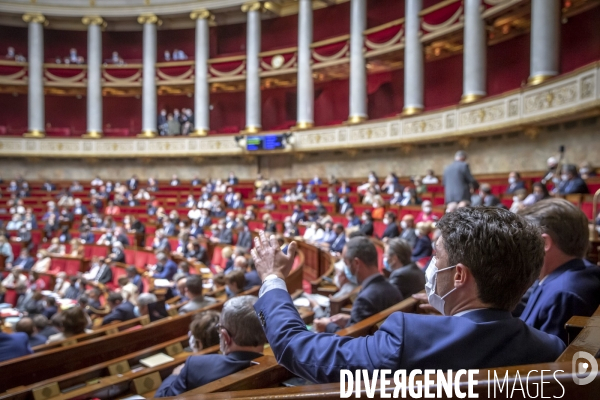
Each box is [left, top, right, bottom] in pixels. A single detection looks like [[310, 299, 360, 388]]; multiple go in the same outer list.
[[126, 266, 138, 276], [16, 317, 34, 336], [386, 238, 412, 266], [190, 310, 220, 349], [50, 313, 63, 329], [46, 296, 57, 307], [436, 207, 545, 311], [518, 198, 589, 258], [62, 306, 87, 335], [225, 269, 246, 290], [33, 314, 49, 330], [562, 164, 578, 176], [385, 212, 396, 221], [348, 231, 366, 239], [107, 292, 123, 305], [344, 237, 378, 268], [185, 275, 204, 297]]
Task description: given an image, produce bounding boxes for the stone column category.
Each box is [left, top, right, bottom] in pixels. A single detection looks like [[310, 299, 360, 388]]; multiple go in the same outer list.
[[403, 0, 424, 115], [137, 13, 159, 137], [23, 13, 46, 137], [190, 10, 213, 136], [461, 0, 486, 103], [296, 0, 314, 129], [529, 0, 560, 85], [348, 0, 367, 124], [242, 2, 263, 133], [82, 16, 104, 138]]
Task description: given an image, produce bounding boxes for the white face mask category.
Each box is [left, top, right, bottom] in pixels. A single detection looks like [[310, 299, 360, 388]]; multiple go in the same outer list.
[[424, 257, 457, 316], [561, 174, 569, 181], [383, 218, 389, 225], [400, 221, 408, 230], [423, 207, 432, 214], [189, 334, 198, 352], [508, 177, 516, 184]]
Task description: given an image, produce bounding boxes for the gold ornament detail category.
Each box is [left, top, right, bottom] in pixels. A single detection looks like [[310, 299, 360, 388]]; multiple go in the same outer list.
[[22, 13, 46, 24], [242, 1, 265, 13], [190, 10, 214, 21], [137, 14, 160, 25], [82, 16, 104, 26]]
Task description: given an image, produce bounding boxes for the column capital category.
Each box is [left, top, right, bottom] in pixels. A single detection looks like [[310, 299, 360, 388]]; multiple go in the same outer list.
[[241, 1, 265, 13], [190, 9, 215, 21], [82, 16, 105, 26], [22, 13, 46, 24], [137, 13, 161, 25]]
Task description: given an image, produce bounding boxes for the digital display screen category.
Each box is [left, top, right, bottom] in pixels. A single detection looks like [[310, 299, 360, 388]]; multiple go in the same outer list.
[[246, 135, 286, 151]]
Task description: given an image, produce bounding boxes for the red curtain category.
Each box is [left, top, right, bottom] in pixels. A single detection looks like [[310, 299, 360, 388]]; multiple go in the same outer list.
[[103, 96, 142, 133], [0, 93, 27, 134], [424, 53, 463, 110], [157, 95, 193, 113], [102, 31, 144, 62], [487, 34, 530, 96], [0, 26, 28, 58], [560, 6, 600, 73], [45, 95, 87, 134], [44, 29, 87, 63], [157, 29, 195, 61], [367, 0, 404, 29], [314, 79, 350, 126]]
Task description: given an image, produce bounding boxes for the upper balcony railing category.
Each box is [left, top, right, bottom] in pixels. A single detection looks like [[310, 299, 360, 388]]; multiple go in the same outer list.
[[0, 0, 533, 90]]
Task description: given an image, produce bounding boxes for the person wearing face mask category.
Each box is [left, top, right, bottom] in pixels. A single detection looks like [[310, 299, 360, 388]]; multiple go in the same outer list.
[[384, 238, 425, 298], [398, 214, 417, 248], [338, 195, 352, 214], [155, 296, 265, 397], [251, 207, 566, 384], [380, 212, 399, 241], [411, 222, 433, 263], [32, 249, 51, 273], [415, 200, 438, 223], [358, 211, 374, 237], [187, 311, 220, 354], [522, 182, 551, 207], [313, 237, 403, 333], [578, 161, 595, 179], [133, 293, 158, 317], [505, 171, 526, 194], [554, 164, 589, 195]]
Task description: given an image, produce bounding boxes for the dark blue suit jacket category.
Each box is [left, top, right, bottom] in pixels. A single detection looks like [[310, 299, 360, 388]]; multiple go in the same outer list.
[[557, 177, 589, 194], [155, 351, 262, 397], [28, 334, 47, 347], [101, 301, 136, 326], [520, 258, 600, 344], [505, 181, 526, 194], [0, 332, 32, 362], [154, 259, 178, 280], [411, 235, 432, 262], [330, 234, 346, 253], [244, 270, 262, 291], [254, 289, 565, 383], [381, 223, 400, 239], [13, 256, 35, 271], [326, 274, 403, 333]]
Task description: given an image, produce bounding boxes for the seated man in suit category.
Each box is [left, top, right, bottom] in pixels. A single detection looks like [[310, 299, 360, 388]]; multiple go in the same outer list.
[[236, 223, 252, 251], [155, 296, 266, 397], [250, 206, 565, 383], [380, 212, 400, 241], [411, 222, 433, 262], [505, 171, 526, 194], [224, 269, 246, 298], [151, 252, 178, 281], [555, 164, 589, 195], [0, 331, 31, 362], [517, 199, 600, 343], [384, 238, 426, 298], [399, 214, 417, 248], [178, 275, 217, 315], [93, 257, 114, 285], [313, 237, 403, 333], [101, 292, 136, 325], [15, 317, 47, 347], [12, 248, 35, 271], [329, 224, 347, 255]]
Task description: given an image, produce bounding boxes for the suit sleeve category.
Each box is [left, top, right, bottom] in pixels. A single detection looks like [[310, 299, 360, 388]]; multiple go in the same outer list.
[[154, 361, 190, 397], [349, 293, 376, 325], [464, 163, 478, 186], [255, 288, 404, 383], [537, 292, 595, 344]]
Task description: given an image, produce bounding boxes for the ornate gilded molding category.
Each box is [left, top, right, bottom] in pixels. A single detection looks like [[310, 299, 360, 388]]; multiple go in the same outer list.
[[241, 1, 265, 13], [0, 63, 598, 159], [22, 13, 46, 24], [190, 9, 214, 21], [137, 13, 160, 25], [81, 15, 104, 26]]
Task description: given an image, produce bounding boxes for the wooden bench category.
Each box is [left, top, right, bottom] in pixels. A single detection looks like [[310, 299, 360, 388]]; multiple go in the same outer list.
[[0, 302, 225, 392]]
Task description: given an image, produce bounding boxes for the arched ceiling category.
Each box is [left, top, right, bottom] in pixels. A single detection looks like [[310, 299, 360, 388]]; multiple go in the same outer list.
[[0, 0, 346, 31]]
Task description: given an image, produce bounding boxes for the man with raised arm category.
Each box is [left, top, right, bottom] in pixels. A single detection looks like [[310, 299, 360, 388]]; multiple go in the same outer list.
[[251, 207, 565, 383]]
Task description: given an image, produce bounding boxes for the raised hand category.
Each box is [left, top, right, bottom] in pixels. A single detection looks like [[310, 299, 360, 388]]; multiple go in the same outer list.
[[251, 230, 297, 281]]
